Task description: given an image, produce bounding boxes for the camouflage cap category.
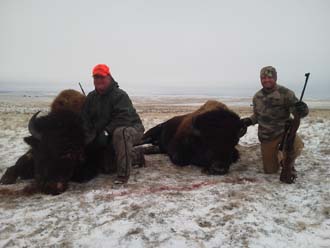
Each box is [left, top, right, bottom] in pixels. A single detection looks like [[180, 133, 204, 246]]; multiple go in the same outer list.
[[260, 66, 277, 81]]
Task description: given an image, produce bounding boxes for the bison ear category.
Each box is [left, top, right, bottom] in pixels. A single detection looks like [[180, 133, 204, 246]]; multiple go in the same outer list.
[[24, 136, 40, 148]]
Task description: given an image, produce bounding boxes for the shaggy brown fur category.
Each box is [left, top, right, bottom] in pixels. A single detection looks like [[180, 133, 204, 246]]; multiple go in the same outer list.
[[174, 100, 229, 140], [50, 89, 86, 113]]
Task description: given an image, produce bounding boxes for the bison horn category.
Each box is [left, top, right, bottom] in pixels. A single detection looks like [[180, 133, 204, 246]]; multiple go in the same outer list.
[[28, 111, 42, 140]]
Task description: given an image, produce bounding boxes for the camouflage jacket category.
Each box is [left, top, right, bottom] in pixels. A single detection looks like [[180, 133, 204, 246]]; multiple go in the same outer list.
[[249, 84, 304, 142], [81, 81, 144, 135]]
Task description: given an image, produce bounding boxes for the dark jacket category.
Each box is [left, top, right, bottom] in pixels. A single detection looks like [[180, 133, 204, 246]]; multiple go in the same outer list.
[[81, 81, 144, 136]]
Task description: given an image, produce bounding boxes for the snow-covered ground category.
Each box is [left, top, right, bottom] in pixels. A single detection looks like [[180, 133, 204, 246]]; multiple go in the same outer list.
[[0, 96, 329, 248]]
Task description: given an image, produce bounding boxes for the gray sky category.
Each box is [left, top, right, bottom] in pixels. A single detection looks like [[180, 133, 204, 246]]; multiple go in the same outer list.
[[0, 0, 329, 97]]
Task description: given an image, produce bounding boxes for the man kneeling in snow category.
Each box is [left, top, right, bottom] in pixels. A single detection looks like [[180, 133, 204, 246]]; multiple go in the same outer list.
[[241, 66, 308, 181]]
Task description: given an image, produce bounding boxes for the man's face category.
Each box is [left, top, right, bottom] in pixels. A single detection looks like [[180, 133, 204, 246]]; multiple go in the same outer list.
[[93, 75, 111, 94], [260, 76, 276, 90]]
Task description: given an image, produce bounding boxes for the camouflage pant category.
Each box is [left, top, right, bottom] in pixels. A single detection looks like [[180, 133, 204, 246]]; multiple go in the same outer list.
[[112, 125, 144, 179], [260, 134, 304, 174]]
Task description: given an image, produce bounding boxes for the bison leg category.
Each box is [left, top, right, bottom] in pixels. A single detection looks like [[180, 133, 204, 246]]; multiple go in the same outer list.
[[0, 150, 34, 184], [168, 141, 192, 166], [141, 123, 163, 145]]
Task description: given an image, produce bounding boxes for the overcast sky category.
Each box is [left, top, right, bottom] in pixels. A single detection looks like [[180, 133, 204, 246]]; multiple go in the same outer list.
[[0, 0, 329, 97]]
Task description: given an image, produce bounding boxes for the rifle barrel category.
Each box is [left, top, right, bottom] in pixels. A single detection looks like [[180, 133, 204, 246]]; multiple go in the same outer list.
[[300, 73, 310, 101], [79, 82, 86, 96]]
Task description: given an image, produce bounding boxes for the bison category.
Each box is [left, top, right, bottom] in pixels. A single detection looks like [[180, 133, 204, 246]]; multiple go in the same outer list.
[[0, 90, 99, 195], [0, 89, 146, 195], [141, 100, 245, 175]]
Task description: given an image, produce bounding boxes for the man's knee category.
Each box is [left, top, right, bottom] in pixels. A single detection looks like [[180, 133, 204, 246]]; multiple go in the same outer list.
[[113, 127, 127, 141], [113, 126, 143, 146], [112, 127, 131, 149], [263, 163, 280, 174], [261, 137, 282, 174], [262, 150, 280, 173]]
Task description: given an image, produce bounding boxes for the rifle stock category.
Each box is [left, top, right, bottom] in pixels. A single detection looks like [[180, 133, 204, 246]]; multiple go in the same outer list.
[[279, 73, 310, 183], [279, 114, 300, 183]]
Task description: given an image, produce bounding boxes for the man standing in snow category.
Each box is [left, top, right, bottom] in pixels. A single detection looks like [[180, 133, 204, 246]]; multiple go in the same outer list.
[[82, 64, 145, 185], [241, 66, 309, 177]]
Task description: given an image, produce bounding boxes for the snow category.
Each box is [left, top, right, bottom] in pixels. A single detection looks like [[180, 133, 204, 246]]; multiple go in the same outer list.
[[0, 96, 329, 248]]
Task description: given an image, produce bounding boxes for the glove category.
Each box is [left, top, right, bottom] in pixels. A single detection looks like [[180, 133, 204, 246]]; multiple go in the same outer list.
[[95, 130, 110, 147], [239, 118, 253, 137], [294, 101, 309, 118], [241, 117, 253, 127]]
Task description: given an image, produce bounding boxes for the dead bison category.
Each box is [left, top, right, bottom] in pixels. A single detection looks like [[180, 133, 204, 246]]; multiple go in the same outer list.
[[0, 90, 98, 195], [141, 100, 245, 175]]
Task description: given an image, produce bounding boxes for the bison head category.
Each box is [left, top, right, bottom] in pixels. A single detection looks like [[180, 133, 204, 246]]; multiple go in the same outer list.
[[191, 108, 242, 174], [26, 110, 93, 195]]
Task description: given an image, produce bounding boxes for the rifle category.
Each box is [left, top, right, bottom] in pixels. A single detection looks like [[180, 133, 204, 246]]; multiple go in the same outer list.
[[78, 82, 86, 96], [279, 73, 310, 184]]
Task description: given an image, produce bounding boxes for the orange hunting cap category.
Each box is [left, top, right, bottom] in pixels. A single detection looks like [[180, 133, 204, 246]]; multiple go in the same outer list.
[[92, 64, 111, 77]]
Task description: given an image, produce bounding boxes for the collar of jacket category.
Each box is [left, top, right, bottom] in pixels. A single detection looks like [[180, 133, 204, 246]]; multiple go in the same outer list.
[[262, 84, 278, 95], [97, 80, 119, 96]]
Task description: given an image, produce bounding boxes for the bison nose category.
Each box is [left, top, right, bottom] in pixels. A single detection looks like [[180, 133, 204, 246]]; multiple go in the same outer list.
[[42, 182, 68, 195], [206, 162, 229, 175], [56, 182, 66, 192]]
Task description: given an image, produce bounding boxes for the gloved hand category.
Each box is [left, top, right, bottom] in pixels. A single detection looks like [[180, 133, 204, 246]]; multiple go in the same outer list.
[[95, 130, 110, 147], [239, 118, 253, 137], [241, 117, 253, 127], [294, 101, 309, 118]]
